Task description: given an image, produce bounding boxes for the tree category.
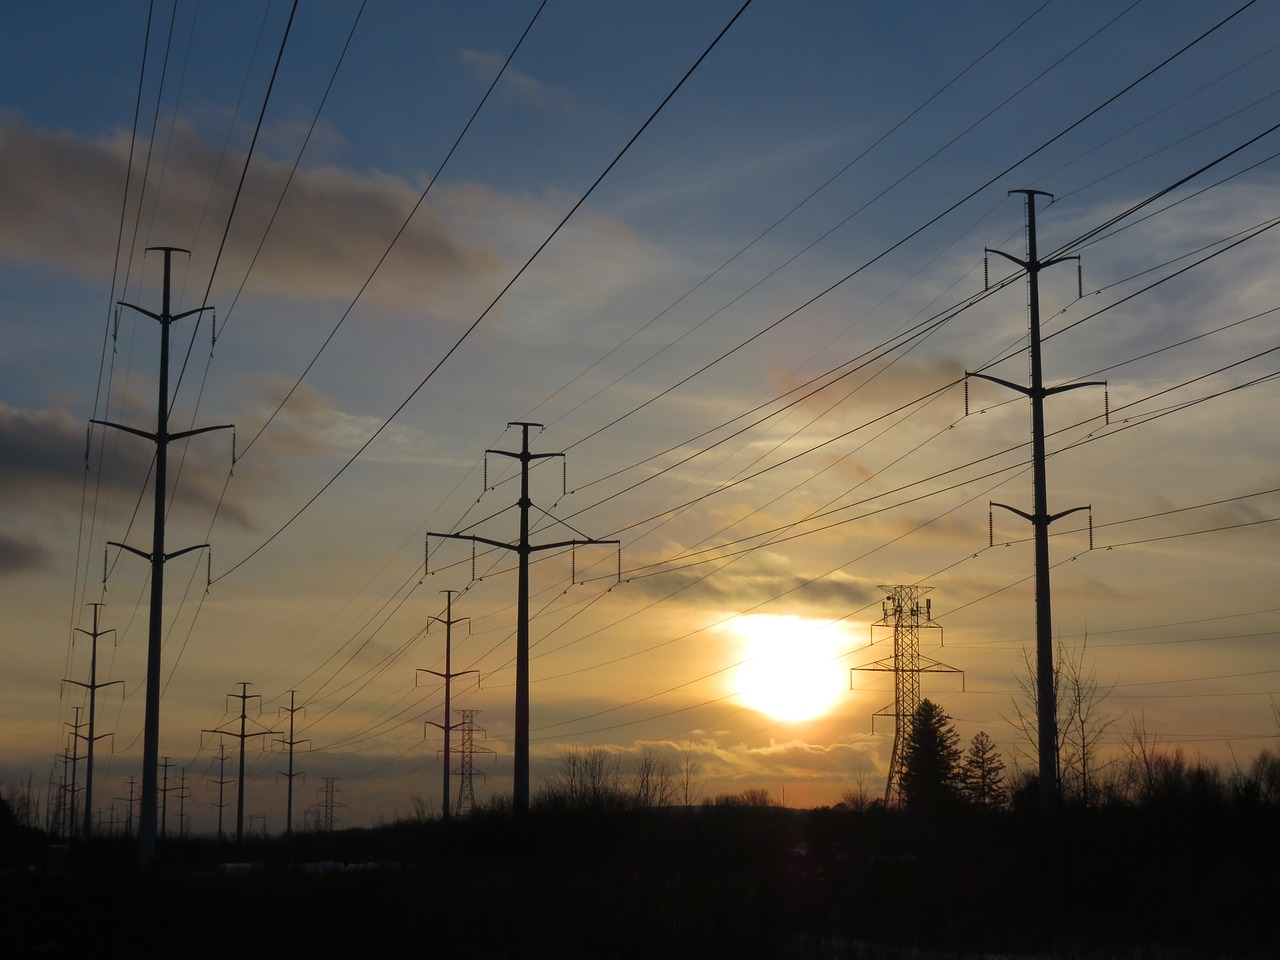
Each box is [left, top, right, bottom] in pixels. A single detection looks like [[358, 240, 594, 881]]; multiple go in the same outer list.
[[1005, 636, 1114, 807], [959, 730, 1007, 809], [899, 699, 961, 814]]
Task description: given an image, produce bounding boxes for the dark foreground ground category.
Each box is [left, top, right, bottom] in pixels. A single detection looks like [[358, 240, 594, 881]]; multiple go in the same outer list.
[[4, 804, 1277, 959]]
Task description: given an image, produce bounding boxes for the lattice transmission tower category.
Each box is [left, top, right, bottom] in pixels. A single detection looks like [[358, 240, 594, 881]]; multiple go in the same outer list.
[[853, 585, 962, 805], [454, 710, 494, 816]]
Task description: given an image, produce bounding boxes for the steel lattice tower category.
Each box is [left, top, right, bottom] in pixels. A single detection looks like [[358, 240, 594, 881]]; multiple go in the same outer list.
[[853, 585, 962, 805], [453, 710, 494, 815]]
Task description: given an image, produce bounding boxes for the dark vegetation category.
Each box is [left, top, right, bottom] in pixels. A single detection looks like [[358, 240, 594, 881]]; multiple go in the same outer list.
[[3, 768, 1279, 960]]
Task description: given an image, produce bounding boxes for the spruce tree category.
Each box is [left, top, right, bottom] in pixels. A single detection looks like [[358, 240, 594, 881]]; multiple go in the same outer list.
[[899, 698, 962, 814], [960, 730, 1008, 809]]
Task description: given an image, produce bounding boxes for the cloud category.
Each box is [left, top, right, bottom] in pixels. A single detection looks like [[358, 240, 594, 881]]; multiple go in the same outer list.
[[628, 548, 880, 616], [0, 115, 502, 312], [0, 529, 55, 575], [0, 399, 252, 529], [459, 49, 577, 115]]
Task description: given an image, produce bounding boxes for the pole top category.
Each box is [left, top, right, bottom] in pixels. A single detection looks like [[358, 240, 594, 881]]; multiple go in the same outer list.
[[145, 246, 191, 255], [1008, 188, 1054, 201]]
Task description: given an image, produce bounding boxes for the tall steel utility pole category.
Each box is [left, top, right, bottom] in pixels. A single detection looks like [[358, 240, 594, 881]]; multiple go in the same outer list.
[[274, 690, 308, 835], [158, 756, 175, 839], [92, 246, 231, 865], [418, 590, 476, 821], [210, 743, 233, 841], [203, 682, 277, 841], [65, 602, 121, 837], [116, 775, 138, 837], [427, 422, 619, 819], [58, 708, 85, 837], [852, 586, 961, 805], [969, 190, 1100, 816]]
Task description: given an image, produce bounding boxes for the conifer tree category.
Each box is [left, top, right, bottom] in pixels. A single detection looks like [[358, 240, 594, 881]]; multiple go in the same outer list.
[[960, 730, 1008, 809], [900, 698, 961, 814]]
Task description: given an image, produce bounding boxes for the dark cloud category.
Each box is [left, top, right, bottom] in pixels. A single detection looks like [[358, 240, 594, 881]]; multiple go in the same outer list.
[[0, 400, 252, 529], [0, 116, 503, 311], [0, 529, 54, 575]]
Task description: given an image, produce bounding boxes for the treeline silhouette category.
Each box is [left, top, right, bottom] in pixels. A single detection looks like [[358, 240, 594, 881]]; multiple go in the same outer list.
[[3, 737, 1278, 959]]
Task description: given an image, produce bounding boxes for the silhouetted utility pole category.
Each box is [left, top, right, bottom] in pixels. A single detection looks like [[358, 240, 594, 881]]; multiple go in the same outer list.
[[210, 743, 233, 841], [969, 190, 1101, 816], [158, 756, 175, 839], [65, 602, 121, 837], [853, 586, 962, 805], [427, 422, 620, 819], [176, 767, 191, 837], [274, 690, 308, 835], [116, 775, 138, 837], [57, 709, 85, 837], [203, 683, 277, 841], [454, 709, 494, 816], [418, 590, 476, 821], [92, 246, 231, 866]]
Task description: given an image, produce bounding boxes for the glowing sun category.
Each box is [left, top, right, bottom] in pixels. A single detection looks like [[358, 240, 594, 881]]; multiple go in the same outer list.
[[731, 614, 848, 722]]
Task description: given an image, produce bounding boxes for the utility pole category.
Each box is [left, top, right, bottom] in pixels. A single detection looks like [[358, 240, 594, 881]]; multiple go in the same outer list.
[[203, 683, 277, 841], [176, 767, 190, 838], [210, 742, 233, 841], [57, 712, 85, 838], [427, 422, 619, 818], [418, 590, 476, 821], [91, 246, 231, 866], [116, 775, 138, 837], [274, 690, 308, 836], [969, 190, 1101, 816], [65, 602, 121, 837], [454, 709, 494, 816], [158, 756, 174, 839], [852, 586, 962, 805]]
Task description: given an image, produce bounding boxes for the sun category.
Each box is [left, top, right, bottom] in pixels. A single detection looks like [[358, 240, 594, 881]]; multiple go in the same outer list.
[[730, 614, 848, 722]]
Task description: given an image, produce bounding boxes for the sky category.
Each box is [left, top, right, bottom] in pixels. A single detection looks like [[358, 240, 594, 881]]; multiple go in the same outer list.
[[2, 0, 1279, 833]]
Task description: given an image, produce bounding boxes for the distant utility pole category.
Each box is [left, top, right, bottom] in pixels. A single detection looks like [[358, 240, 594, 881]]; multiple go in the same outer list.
[[454, 710, 494, 816], [203, 683, 277, 841], [158, 756, 175, 839], [427, 422, 620, 819], [65, 602, 121, 837], [274, 690, 308, 836], [852, 586, 962, 805], [91, 246, 232, 866], [116, 775, 138, 837], [57, 709, 85, 838], [968, 190, 1101, 816], [176, 767, 191, 838], [418, 590, 476, 821], [210, 743, 233, 841]]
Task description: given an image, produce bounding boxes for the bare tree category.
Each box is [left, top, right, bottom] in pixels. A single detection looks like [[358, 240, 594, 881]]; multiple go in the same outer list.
[[629, 745, 677, 809], [841, 766, 875, 812], [1, 776, 41, 830], [678, 742, 705, 808], [1004, 635, 1114, 807]]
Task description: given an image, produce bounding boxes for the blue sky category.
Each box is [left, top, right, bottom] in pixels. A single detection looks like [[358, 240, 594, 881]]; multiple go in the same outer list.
[[3, 0, 1279, 829]]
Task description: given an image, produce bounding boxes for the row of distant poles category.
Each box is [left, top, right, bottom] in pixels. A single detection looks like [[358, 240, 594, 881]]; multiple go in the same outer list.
[[82, 250, 620, 864], [81, 188, 1091, 864], [853, 190, 1103, 811]]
